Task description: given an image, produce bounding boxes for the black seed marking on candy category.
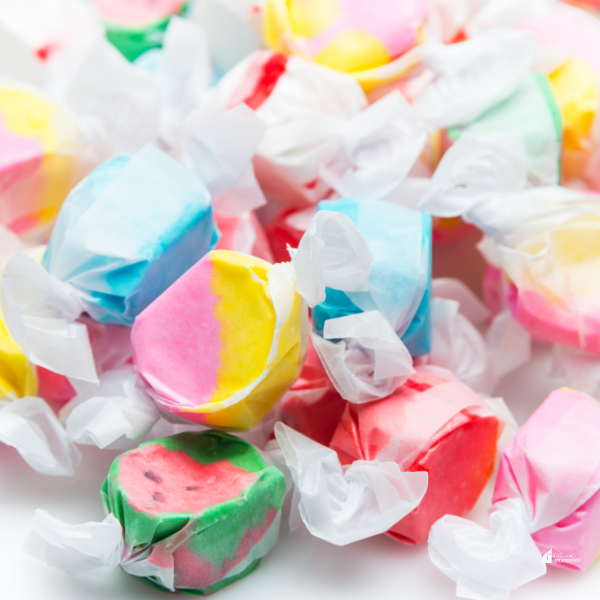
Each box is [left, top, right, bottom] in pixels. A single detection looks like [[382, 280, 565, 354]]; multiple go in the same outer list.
[[186, 486, 200, 491], [153, 491, 166, 503], [144, 470, 163, 484]]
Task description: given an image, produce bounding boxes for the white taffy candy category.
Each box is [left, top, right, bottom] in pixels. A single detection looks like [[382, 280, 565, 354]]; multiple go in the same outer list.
[[311, 311, 414, 403], [60, 367, 160, 450], [291, 210, 374, 308], [274, 423, 428, 546], [429, 498, 546, 600], [412, 29, 535, 129], [24, 510, 124, 578], [0, 397, 80, 476], [180, 103, 267, 215]]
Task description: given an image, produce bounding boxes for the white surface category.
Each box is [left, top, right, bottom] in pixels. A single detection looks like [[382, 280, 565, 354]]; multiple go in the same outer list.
[[3, 342, 600, 600]]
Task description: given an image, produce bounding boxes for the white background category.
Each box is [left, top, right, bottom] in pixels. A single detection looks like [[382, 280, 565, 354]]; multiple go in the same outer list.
[[2, 344, 600, 600]]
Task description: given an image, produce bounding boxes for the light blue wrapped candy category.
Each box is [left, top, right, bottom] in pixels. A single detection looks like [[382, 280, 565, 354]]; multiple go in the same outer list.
[[43, 143, 218, 325], [1, 143, 218, 383], [312, 198, 432, 357]]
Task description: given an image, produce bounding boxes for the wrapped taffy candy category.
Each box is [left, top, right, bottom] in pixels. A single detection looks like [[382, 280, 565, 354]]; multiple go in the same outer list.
[[66, 210, 376, 440], [445, 72, 562, 186], [311, 198, 431, 356], [429, 388, 600, 600], [0, 0, 101, 87], [280, 336, 346, 446], [26, 431, 286, 593], [206, 50, 427, 208], [132, 249, 307, 431], [0, 82, 79, 242], [1, 143, 217, 383], [0, 315, 81, 477], [517, 2, 600, 185], [329, 371, 501, 545], [91, 0, 189, 62], [264, 0, 428, 82]]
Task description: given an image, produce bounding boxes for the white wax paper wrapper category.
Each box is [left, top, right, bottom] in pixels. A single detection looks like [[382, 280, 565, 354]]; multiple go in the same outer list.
[[432, 278, 490, 325], [424, 298, 494, 394], [312, 311, 414, 403], [292, 211, 373, 307], [1, 252, 97, 382], [274, 423, 428, 546], [180, 103, 267, 215], [156, 17, 212, 148], [413, 29, 535, 129], [419, 133, 528, 218], [0, 397, 80, 476], [60, 366, 160, 450], [486, 310, 531, 380], [0, 0, 102, 88], [552, 344, 600, 400], [429, 498, 546, 600], [191, 0, 263, 74], [65, 38, 159, 168], [319, 91, 428, 201], [24, 510, 124, 578]]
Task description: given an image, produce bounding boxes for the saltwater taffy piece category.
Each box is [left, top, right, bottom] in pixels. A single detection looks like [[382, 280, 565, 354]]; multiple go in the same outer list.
[[430, 388, 600, 600], [0, 83, 78, 243], [26, 431, 286, 594], [330, 371, 501, 545], [92, 0, 189, 61], [1, 143, 217, 382], [132, 249, 307, 431]]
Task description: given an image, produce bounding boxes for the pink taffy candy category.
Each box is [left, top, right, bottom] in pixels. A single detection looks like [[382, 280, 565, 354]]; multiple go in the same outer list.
[[330, 371, 501, 545], [429, 388, 600, 600]]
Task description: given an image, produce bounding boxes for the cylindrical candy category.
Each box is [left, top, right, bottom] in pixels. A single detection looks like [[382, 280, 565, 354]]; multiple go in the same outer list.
[[102, 430, 285, 594]]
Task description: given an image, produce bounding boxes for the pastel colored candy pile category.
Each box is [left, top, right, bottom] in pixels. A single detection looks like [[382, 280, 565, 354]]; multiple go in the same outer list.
[[102, 430, 285, 593], [313, 198, 432, 356], [494, 388, 600, 571], [280, 336, 346, 446], [264, 0, 428, 77], [330, 371, 500, 544], [42, 143, 217, 326], [0, 84, 78, 243], [91, 0, 189, 61], [132, 249, 306, 430]]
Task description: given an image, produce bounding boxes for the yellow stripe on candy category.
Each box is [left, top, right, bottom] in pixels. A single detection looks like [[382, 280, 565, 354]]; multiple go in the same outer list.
[[0, 316, 37, 399], [550, 59, 599, 152], [209, 251, 276, 408], [289, 0, 339, 38], [314, 30, 391, 73]]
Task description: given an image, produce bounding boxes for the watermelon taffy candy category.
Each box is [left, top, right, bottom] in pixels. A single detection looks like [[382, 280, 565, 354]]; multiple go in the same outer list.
[[25, 431, 286, 593]]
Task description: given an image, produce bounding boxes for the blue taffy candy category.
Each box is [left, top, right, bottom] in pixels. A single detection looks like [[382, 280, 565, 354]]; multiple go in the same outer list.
[[312, 198, 431, 356], [43, 143, 218, 325], [1, 143, 218, 382]]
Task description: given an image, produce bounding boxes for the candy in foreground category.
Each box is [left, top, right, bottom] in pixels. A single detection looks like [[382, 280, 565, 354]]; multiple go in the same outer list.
[[0, 83, 78, 243], [132, 249, 307, 430], [429, 388, 600, 599], [26, 431, 285, 593], [330, 371, 501, 544]]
